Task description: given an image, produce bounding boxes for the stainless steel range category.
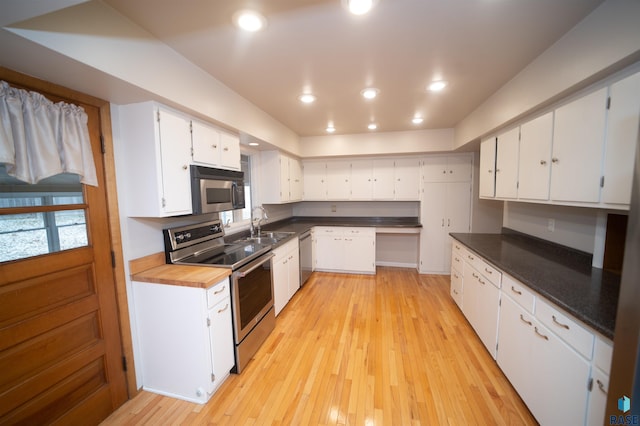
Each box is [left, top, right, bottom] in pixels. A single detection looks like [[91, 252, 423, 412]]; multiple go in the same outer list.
[[163, 219, 276, 374]]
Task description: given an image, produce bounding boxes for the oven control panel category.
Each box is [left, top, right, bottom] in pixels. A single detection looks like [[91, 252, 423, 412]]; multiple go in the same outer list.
[[164, 219, 225, 250]]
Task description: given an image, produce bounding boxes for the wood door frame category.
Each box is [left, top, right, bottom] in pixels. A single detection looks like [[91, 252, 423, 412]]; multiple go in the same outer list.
[[0, 66, 137, 398]]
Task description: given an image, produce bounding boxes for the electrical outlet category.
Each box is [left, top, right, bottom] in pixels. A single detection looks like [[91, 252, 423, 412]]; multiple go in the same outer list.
[[331, 205, 337, 213], [547, 218, 555, 232]]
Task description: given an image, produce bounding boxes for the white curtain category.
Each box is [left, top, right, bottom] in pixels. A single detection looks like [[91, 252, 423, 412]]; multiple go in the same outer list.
[[0, 80, 98, 186]]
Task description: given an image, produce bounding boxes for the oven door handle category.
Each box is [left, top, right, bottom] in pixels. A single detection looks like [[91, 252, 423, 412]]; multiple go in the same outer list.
[[236, 252, 275, 277]]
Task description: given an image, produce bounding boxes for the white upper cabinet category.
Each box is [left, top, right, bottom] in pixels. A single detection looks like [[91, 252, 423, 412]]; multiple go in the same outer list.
[[118, 102, 192, 217], [518, 112, 553, 201], [550, 87, 608, 203], [191, 119, 240, 171], [303, 161, 327, 200], [423, 155, 472, 183], [601, 71, 640, 205], [260, 151, 303, 204], [350, 159, 373, 200], [393, 158, 421, 200], [372, 159, 395, 200], [218, 132, 241, 170], [326, 161, 351, 200], [479, 137, 497, 198], [495, 127, 520, 199]]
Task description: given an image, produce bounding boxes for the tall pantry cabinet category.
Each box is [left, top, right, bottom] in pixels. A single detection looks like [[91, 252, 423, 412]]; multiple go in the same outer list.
[[419, 155, 473, 274]]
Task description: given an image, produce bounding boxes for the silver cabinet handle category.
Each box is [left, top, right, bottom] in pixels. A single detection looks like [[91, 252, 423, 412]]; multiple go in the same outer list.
[[511, 286, 522, 296], [534, 327, 549, 341], [217, 303, 229, 314], [454, 257, 460, 262], [453, 289, 459, 295], [478, 278, 486, 285], [597, 379, 607, 394], [472, 272, 479, 279], [441, 219, 445, 227], [182, 165, 188, 170], [540, 160, 547, 165], [519, 314, 532, 326], [447, 219, 450, 227], [551, 158, 559, 163], [552, 315, 570, 330], [213, 286, 226, 295], [488, 169, 493, 173], [467, 255, 475, 261], [484, 267, 492, 275]]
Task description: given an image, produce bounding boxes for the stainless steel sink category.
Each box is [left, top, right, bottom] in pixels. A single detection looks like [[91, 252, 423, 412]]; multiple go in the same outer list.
[[237, 231, 295, 245]]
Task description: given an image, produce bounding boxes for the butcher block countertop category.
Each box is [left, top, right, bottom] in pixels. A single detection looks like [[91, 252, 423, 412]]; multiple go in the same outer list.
[[129, 252, 231, 289]]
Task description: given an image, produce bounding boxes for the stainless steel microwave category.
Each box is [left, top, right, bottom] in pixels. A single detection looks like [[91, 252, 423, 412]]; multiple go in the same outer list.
[[190, 165, 245, 214]]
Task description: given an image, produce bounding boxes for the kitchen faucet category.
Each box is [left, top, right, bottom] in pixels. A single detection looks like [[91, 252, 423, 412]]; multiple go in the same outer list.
[[250, 205, 268, 237]]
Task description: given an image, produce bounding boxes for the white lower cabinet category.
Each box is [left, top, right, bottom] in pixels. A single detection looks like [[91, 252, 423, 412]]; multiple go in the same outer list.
[[273, 238, 300, 316], [453, 242, 612, 426], [133, 278, 234, 403], [314, 227, 375, 274], [462, 262, 500, 359]]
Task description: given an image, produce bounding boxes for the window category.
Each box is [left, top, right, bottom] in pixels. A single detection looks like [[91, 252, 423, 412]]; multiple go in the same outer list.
[[0, 164, 88, 262], [219, 154, 252, 226]]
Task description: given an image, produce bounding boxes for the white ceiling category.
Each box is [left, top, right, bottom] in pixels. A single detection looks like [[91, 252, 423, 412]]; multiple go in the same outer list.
[[18, 0, 606, 137]]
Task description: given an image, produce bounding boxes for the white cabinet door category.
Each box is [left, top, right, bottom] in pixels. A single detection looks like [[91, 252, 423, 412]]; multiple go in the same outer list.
[[288, 247, 300, 300], [315, 233, 344, 270], [191, 120, 221, 166], [326, 161, 351, 200], [350, 159, 373, 200], [466, 268, 500, 358], [602, 71, 640, 205], [303, 162, 327, 200], [343, 229, 375, 273], [479, 137, 497, 198], [219, 132, 240, 170], [551, 88, 607, 203], [518, 112, 553, 200], [495, 127, 519, 199], [450, 266, 463, 309], [208, 297, 234, 392], [372, 159, 395, 200], [278, 156, 290, 202], [158, 108, 193, 215], [272, 252, 290, 316], [422, 157, 449, 183], [420, 182, 470, 274], [529, 321, 590, 426], [586, 367, 609, 426], [394, 158, 420, 200], [497, 295, 535, 401], [447, 156, 472, 182], [289, 158, 304, 201]]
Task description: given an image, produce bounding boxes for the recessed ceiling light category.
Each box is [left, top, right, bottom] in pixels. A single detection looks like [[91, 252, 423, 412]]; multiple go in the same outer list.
[[368, 123, 378, 130], [233, 10, 266, 32], [248, 142, 260, 146], [326, 125, 336, 133], [346, 0, 374, 15], [412, 117, 424, 124], [298, 94, 317, 104], [428, 80, 448, 92], [361, 88, 379, 100]]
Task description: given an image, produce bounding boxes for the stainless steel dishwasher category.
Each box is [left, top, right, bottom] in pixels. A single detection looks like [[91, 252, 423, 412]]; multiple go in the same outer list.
[[299, 230, 313, 285]]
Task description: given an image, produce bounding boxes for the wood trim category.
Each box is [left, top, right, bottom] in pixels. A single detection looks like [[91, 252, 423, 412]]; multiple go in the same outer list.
[[0, 204, 88, 215], [0, 66, 138, 398], [129, 252, 166, 276]]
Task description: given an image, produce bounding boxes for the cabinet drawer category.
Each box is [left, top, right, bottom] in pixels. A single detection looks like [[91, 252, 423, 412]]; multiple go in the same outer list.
[[344, 227, 375, 237], [464, 251, 501, 288], [502, 274, 535, 314], [594, 337, 613, 375], [314, 227, 343, 236], [451, 247, 465, 274], [452, 241, 466, 257], [536, 298, 594, 359], [207, 279, 230, 309]]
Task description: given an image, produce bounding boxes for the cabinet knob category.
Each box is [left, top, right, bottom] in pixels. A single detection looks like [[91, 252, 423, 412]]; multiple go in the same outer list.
[[212, 144, 217, 149], [540, 160, 547, 165], [182, 165, 188, 170], [551, 158, 559, 163], [442, 170, 446, 174], [488, 169, 493, 173], [495, 168, 500, 173], [449, 170, 453, 174], [224, 147, 229, 151]]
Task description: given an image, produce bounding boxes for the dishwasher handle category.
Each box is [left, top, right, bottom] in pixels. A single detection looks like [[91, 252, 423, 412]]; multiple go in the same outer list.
[[299, 231, 312, 241]]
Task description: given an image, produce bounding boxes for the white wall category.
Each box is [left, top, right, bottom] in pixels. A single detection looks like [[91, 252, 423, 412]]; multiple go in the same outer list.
[[455, 0, 640, 148], [300, 128, 453, 158], [503, 202, 599, 254]]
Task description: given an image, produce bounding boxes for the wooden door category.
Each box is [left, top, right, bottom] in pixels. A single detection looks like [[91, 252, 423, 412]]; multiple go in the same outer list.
[[0, 74, 128, 424]]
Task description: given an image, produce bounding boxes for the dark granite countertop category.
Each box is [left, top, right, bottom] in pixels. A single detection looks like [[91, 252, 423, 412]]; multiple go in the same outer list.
[[262, 216, 421, 234], [450, 230, 620, 339]]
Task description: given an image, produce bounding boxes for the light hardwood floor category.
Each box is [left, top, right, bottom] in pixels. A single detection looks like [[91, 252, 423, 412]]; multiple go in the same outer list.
[[103, 268, 537, 425]]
